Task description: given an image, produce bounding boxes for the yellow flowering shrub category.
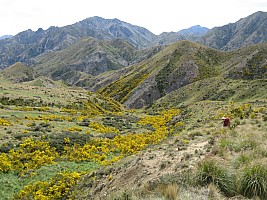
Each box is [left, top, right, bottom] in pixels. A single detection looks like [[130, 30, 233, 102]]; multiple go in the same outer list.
[[64, 109, 180, 164], [89, 122, 120, 134], [37, 106, 50, 112], [67, 126, 83, 132], [25, 114, 73, 122], [0, 138, 58, 173], [15, 172, 81, 200], [0, 118, 11, 126], [13, 107, 34, 111], [22, 129, 30, 134], [64, 137, 71, 144], [0, 153, 12, 172], [61, 108, 78, 115], [139, 109, 181, 129]]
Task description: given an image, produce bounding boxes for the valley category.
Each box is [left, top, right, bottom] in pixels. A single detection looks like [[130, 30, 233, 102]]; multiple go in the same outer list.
[[0, 11, 266, 200]]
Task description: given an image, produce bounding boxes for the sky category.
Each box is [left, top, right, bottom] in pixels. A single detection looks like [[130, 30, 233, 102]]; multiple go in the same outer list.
[[0, 0, 266, 36]]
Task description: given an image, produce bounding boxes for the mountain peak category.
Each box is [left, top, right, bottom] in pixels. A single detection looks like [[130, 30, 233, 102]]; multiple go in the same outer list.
[[178, 25, 209, 36]]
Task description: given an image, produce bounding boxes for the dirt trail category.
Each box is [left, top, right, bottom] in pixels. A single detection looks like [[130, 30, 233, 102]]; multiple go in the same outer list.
[[81, 135, 211, 199]]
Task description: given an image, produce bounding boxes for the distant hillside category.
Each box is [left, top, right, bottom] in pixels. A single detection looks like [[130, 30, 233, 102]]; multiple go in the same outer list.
[[0, 62, 36, 83], [200, 11, 267, 51], [0, 17, 156, 69], [151, 32, 186, 46], [98, 41, 225, 108], [152, 77, 267, 110], [97, 41, 267, 108], [24, 76, 67, 88], [33, 37, 162, 84]]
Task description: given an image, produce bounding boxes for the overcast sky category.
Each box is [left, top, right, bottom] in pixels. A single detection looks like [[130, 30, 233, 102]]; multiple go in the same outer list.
[[1, 0, 266, 36]]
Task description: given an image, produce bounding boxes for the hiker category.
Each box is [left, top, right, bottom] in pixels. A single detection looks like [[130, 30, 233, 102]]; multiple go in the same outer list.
[[222, 117, 230, 127]]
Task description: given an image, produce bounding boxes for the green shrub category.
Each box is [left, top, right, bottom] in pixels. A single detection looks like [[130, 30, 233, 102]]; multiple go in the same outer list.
[[0, 142, 18, 153], [239, 164, 267, 199], [47, 132, 92, 154], [196, 159, 236, 196]]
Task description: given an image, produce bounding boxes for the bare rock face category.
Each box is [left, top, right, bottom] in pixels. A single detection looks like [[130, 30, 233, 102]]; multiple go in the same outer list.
[[124, 61, 199, 109], [165, 61, 199, 93], [124, 74, 161, 109]]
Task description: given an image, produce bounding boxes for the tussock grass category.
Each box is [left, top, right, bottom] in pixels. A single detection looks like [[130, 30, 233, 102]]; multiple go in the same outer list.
[[155, 183, 180, 200], [196, 159, 236, 197], [239, 164, 267, 199]]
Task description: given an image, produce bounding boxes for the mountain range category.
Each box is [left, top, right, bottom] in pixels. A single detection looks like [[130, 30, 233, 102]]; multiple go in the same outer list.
[[0, 11, 266, 109], [0, 11, 266, 70]]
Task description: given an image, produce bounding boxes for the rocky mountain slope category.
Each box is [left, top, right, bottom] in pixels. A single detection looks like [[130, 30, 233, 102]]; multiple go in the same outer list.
[[33, 37, 162, 85], [0, 35, 12, 40], [0, 17, 156, 70], [200, 11, 267, 51], [179, 25, 209, 36]]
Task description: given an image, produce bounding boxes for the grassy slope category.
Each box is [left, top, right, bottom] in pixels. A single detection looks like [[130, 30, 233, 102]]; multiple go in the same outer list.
[[0, 75, 164, 199], [152, 77, 267, 109], [0, 62, 36, 83]]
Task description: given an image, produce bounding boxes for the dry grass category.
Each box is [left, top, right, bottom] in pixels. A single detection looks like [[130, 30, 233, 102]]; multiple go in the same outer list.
[[158, 183, 180, 200]]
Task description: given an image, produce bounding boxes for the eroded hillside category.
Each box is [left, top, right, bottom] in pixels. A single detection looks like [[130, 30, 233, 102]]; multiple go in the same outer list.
[[98, 41, 267, 108]]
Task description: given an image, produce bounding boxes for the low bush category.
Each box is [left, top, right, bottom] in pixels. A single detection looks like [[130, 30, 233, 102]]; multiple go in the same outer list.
[[47, 132, 92, 154]]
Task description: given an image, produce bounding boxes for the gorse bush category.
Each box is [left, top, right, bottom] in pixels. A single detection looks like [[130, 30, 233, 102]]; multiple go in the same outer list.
[[196, 159, 236, 196], [239, 164, 267, 199], [15, 172, 80, 199], [0, 138, 58, 174], [0, 118, 12, 126]]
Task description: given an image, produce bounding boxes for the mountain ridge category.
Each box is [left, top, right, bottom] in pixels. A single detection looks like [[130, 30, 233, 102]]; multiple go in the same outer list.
[[200, 11, 267, 50], [0, 11, 266, 71]]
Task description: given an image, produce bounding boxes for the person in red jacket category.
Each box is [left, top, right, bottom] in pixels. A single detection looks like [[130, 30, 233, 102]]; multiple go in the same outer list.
[[222, 117, 230, 127]]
